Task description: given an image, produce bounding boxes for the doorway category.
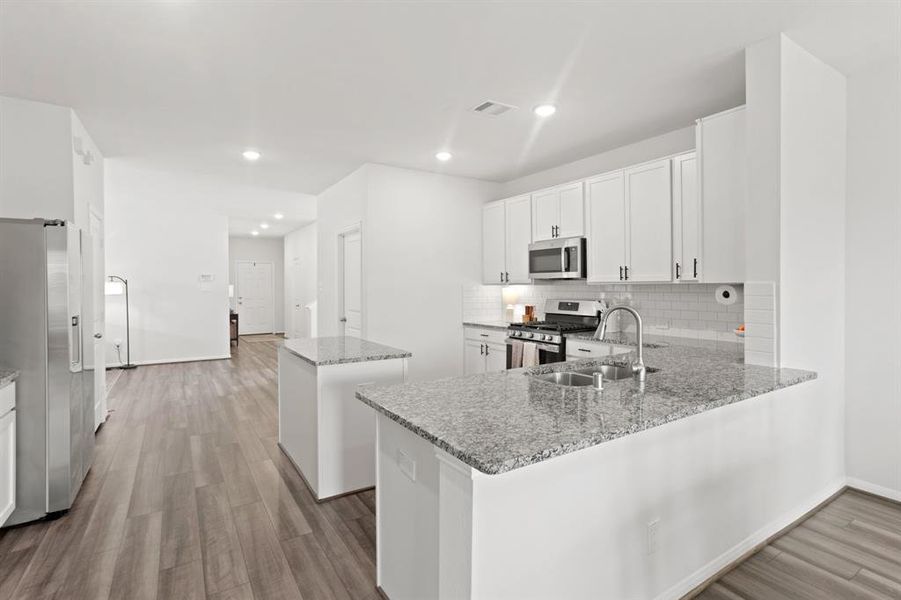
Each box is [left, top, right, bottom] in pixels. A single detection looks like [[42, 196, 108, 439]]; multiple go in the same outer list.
[[337, 225, 362, 337], [236, 260, 275, 334], [89, 210, 106, 430]]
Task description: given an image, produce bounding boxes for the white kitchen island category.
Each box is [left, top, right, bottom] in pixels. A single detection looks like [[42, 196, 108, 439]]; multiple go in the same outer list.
[[356, 341, 827, 600], [278, 336, 410, 501]]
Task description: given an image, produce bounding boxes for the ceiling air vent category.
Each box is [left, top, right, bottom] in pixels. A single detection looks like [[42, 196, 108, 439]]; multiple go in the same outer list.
[[472, 100, 517, 117]]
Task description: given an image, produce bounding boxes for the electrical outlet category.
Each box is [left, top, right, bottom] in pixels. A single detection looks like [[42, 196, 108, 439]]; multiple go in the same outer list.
[[647, 519, 660, 555]]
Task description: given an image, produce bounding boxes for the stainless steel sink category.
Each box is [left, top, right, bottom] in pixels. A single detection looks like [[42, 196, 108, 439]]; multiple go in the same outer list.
[[533, 364, 657, 388], [533, 372, 596, 387], [573, 364, 635, 381]]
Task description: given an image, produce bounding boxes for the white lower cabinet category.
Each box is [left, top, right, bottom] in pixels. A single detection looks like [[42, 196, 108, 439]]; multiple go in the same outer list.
[[464, 328, 507, 374], [0, 383, 16, 527], [565, 339, 631, 360]]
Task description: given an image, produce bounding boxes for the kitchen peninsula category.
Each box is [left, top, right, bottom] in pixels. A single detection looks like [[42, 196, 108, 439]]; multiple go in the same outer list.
[[357, 341, 817, 600], [278, 336, 410, 501]]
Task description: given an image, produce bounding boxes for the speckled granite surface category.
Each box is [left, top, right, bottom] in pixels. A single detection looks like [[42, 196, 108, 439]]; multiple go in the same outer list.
[[282, 337, 411, 367], [565, 331, 743, 354], [462, 321, 512, 332], [0, 367, 19, 389], [356, 344, 816, 475]]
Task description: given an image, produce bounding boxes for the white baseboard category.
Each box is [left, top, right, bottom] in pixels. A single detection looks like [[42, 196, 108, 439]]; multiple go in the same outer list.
[[657, 476, 846, 600], [847, 477, 901, 502], [105, 354, 231, 368]]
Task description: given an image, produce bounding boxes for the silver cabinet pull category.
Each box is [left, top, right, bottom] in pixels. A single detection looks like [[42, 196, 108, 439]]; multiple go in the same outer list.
[[675, 262, 681, 279]]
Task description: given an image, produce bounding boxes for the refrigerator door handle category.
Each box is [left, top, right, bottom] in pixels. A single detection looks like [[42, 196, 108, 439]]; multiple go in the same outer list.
[[71, 315, 80, 366]]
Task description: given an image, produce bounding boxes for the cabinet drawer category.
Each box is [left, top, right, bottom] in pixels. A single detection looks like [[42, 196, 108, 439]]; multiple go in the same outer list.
[[565, 340, 611, 359], [464, 328, 507, 345]]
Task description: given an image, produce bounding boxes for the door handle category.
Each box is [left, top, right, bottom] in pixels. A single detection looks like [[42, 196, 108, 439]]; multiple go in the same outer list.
[[94, 333, 103, 339], [340, 317, 347, 322], [71, 315, 81, 365]]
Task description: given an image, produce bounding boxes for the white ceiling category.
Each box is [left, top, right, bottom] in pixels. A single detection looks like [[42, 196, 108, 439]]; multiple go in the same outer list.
[[1, 1, 898, 196]]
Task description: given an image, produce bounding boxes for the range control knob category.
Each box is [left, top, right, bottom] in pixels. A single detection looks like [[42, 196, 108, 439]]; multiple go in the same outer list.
[[544, 335, 552, 341], [527, 332, 534, 339]]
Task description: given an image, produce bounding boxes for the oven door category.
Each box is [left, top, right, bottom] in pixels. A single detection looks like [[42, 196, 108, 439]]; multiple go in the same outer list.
[[506, 338, 565, 369], [528, 237, 585, 280]]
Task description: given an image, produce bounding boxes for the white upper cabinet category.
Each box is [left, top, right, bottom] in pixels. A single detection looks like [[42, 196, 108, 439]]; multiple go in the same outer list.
[[531, 182, 584, 241], [697, 106, 746, 283], [586, 171, 627, 283], [482, 200, 507, 285], [504, 195, 532, 284], [625, 158, 673, 282], [482, 195, 532, 285], [671, 152, 700, 281]]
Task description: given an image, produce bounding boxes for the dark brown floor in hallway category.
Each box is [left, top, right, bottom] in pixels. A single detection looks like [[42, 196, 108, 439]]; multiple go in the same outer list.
[[695, 489, 901, 599], [0, 335, 377, 600]]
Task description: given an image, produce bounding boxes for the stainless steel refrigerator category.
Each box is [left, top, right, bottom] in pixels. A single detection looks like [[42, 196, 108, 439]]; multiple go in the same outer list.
[[0, 218, 95, 526]]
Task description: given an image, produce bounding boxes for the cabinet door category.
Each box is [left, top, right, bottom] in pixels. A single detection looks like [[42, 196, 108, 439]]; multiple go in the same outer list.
[[698, 107, 746, 283], [672, 153, 700, 281], [531, 189, 558, 242], [504, 195, 532, 283], [482, 201, 506, 285], [586, 172, 627, 283], [557, 182, 584, 238], [0, 406, 15, 527], [484, 342, 507, 372], [464, 340, 486, 375], [626, 159, 672, 282]]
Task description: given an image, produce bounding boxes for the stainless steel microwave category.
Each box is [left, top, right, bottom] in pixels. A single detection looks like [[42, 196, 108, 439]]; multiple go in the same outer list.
[[528, 237, 586, 280]]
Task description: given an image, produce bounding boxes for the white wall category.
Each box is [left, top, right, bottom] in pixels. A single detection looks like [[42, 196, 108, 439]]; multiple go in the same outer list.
[[317, 163, 499, 380], [845, 59, 901, 498], [497, 126, 695, 197], [228, 236, 286, 333], [0, 96, 74, 222], [284, 223, 318, 339], [105, 160, 231, 365]]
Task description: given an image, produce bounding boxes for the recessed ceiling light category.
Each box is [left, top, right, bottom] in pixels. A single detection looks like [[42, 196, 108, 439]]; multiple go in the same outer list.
[[533, 104, 557, 118], [273, 213, 284, 220], [260, 223, 270, 229], [435, 151, 452, 162], [242, 149, 261, 161], [251, 230, 259, 236]]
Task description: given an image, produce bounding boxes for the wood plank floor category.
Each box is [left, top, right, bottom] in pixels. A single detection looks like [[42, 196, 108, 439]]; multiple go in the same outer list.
[[0, 335, 378, 600], [695, 489, 901, 600]]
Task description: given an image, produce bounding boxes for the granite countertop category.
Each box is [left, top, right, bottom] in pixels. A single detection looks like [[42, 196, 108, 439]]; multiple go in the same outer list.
[[282, 336, 411, 367], [356, 343, 816, 475], [0, 367, 19, 389], [565, 331, 744, 355], [462, 321, 512, 332]]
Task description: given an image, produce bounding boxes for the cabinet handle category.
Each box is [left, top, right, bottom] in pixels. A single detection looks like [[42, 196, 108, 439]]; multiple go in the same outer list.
[[500, 271, 504, 283], [485, 344, 490, 356], [480, 333, 489, 337], [505, 272, 509, 283], [480, 343, 485, 355], [675, 262, 681, 279], [578, 348, 591, 353], [624, 266, 630, 280], [693, 258, 698, 279], [619, 266, 624, 281]]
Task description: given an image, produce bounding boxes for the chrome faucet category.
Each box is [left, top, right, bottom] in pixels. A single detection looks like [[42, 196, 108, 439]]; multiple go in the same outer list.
[[593, 306, 646, 382]]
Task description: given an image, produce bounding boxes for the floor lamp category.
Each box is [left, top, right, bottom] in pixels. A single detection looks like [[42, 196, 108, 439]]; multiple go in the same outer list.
[[105, 275, 137, 370]]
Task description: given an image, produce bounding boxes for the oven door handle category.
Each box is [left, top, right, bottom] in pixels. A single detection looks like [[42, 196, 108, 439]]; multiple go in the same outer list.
[[505, 338, 559, 353]]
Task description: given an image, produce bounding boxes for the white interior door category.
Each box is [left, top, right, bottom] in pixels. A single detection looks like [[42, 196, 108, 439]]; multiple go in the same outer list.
[[340, 229, 362, 337], [236, 261, 274, 334], [89, 212, 106, 429]]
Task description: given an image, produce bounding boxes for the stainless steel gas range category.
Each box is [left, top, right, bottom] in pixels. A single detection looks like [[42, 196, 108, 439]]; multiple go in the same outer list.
[[506, 299, 609, 368]]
